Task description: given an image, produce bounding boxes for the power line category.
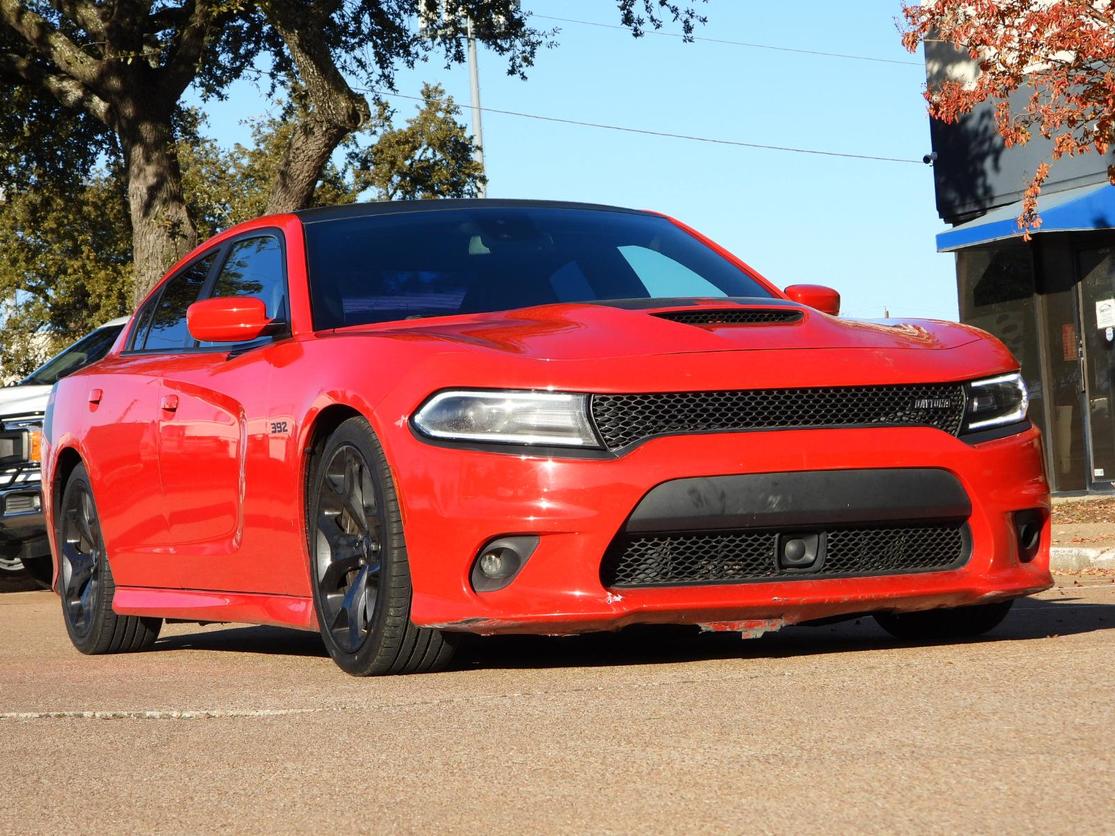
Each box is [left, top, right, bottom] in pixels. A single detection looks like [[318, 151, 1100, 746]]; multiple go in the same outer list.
[[370, 90, 923, 165], [533, 14, 922, 67]]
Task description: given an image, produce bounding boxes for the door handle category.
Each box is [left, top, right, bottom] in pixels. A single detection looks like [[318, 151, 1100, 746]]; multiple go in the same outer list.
[[88, 388, 103, 405], [160, 394, 179, 413]]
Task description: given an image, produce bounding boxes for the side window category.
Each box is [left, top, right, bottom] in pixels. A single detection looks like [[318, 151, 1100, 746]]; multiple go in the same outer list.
[[140, 253, 216, 351], [128, 291, 161, 350], [618, 246, 727, 298], [210, 236, 287, 320]]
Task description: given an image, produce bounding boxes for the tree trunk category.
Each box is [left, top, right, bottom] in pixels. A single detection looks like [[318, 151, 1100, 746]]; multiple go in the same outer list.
[[266, 115, 363, 214], [263, 1, 370, 215], [122, 117, 196, 305]]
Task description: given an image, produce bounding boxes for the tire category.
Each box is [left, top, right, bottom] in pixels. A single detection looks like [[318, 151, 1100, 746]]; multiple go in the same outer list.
[[57, 463, 162, 654], [308, 416, 455, 676], [874, 600, 1014, 642], [0, 556, 39, 593]]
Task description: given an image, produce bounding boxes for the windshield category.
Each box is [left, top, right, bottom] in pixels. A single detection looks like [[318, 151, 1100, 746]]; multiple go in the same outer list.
[[20, 324, 124, 386], [303, 207, 774, 329]]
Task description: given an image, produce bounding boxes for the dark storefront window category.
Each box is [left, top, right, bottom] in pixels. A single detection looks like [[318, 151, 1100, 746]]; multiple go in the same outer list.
[[1037, 241, 1087, 491], [1078, 246, 1115, 487], [957, 244, 1045, 439]]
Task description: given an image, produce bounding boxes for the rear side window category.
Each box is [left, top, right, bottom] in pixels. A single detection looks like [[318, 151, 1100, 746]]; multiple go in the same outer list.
[[209, 236, 287, 320], [128, 300, 157, 351], [138, 253, 216, 351]]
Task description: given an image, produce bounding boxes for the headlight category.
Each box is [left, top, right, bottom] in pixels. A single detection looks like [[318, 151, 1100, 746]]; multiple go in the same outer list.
[[963, 373, 1029, 432], [2, 416, 44, 463], [413, 390, 600, 447]]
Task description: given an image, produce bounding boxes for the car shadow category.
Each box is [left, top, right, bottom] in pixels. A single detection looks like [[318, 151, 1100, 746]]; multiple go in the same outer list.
[[149, 594, 1115, 671], [463, 595, 1115, 671], [156, 625, 328, 658]]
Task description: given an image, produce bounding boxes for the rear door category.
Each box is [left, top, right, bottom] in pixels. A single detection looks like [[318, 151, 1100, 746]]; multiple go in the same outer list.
[[153, 232, 297, 593], [84, 252, 217, 588]]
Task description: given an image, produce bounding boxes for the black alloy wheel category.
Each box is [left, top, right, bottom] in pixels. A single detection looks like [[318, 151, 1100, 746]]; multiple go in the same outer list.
[[60, 485, 103, 640], [58, 463, 161, 654], [309, 417, 455, 676], [314, 443, 384, 654]]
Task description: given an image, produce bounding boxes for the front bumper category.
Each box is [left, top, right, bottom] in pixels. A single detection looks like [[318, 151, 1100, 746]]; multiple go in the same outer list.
[[0, 465, 47, 562], [393, 424, 1052, 635]]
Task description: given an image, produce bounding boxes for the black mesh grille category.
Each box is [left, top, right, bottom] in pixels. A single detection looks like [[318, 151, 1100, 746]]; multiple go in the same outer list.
[[654, 309, 803, 325], [589, 384, 966, 450], [601, 522, 969, 588]]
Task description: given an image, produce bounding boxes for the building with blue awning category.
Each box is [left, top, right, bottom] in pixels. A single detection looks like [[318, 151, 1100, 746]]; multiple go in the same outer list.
[[925, 40, 1115, 494], [937, 183, 1115, 254]]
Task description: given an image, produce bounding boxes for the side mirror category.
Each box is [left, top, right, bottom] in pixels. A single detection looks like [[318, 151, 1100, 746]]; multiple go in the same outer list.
[[187, 297, 272, 343], [784, 284, 841, 316]]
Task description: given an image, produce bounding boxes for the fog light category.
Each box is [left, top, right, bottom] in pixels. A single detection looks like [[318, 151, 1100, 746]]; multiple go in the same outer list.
[[479, 549, 516, 580], [1012, 509, 1044, 563], [470, 536, 540, 592]]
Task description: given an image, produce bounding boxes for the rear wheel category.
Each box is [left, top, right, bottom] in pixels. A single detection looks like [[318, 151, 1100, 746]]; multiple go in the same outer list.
[[308, 417, 455, 676], [58, 464, 162, 654], [874, 600, 1014, 641]]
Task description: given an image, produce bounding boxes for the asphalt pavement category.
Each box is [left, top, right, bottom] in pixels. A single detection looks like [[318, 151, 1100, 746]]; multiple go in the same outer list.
[[2, 578, 1114, 833]]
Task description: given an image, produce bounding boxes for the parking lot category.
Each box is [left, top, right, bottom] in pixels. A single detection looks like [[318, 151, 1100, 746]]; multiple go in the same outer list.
[[3, 577, 1114, 833]]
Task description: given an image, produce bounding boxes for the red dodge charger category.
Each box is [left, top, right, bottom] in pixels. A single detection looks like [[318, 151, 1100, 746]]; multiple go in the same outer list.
[[42, 200, 1052, 675]]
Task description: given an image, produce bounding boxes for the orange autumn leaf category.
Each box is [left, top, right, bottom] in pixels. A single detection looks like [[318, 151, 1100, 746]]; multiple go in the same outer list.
[[903, 1, 1115, 235]]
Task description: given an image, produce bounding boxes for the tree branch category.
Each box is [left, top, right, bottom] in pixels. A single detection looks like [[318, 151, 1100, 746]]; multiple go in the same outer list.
[[260, 0, 371, 213], [0, 49, 111, 124], [0, 0, 102, 85], [160, 0, 218, 99], [51, 0, 105, 37], [262, 1, 368, 131], [150, 0, 195, 32]]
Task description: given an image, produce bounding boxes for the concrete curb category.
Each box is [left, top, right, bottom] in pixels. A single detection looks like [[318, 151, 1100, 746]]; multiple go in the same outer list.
[[1051, 546, 1115, 572]]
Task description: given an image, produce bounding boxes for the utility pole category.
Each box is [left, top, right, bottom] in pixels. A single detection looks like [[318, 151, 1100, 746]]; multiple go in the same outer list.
[[421, 2, 490, 196], [465, 14, 487, 197]]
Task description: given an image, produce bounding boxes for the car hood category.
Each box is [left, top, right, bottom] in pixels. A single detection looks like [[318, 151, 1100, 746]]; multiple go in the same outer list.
[[0, 384, 50, 418], [337, 300, 985, 361]]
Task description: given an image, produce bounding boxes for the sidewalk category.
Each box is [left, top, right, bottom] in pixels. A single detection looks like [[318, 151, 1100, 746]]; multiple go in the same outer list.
[[1051, 496, 1115, 572]]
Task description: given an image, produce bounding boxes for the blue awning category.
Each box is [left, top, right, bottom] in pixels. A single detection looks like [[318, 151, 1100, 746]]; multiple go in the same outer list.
[[936, 181, 1115, 252]]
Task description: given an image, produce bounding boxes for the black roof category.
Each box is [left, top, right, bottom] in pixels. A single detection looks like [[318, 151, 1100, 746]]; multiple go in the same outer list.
[[295, 198, 648, 225]]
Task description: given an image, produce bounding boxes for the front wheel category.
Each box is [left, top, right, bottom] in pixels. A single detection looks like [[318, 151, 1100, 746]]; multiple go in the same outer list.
[[874, 600, 1014, 642], [308, 417, 455, 676]]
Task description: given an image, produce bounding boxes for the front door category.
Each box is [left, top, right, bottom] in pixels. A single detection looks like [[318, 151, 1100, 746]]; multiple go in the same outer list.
[[153, 232, 296, 593], [1078, 246, 1115, 488]]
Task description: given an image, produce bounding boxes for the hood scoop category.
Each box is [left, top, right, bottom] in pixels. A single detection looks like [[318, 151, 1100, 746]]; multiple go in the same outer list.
[[653, 308, 803, 326]]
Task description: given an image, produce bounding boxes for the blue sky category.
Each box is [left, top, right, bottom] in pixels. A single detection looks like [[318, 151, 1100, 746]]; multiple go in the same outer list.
[[193, 1, 958, 321]]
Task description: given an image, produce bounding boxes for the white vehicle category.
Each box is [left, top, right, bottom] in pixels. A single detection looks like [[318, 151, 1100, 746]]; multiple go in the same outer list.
[[0, 318, 127, 591]]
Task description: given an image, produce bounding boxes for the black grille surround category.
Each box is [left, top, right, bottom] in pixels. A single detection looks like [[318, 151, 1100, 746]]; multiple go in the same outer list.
[[653, 309, 803, 325], [589, 383, 967, 452], [601, 522, 971, 588]]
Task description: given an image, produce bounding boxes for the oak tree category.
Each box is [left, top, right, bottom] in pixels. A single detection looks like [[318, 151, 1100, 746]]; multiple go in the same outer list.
[[0, 86, 486, 376], [0, 1, 705, 302]]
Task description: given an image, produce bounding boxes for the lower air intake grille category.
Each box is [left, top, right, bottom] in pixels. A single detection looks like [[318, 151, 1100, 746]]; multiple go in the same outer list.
[[601, 522, 969, 588], [589, 383, 967, 451]]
